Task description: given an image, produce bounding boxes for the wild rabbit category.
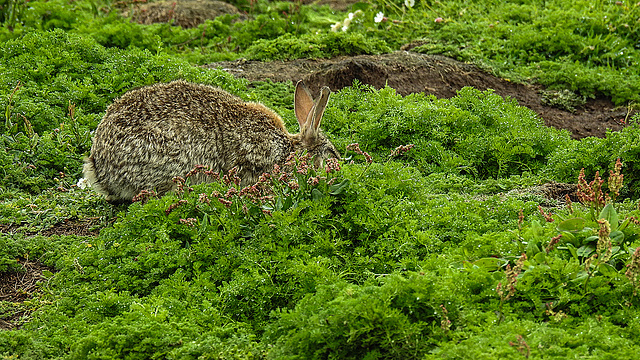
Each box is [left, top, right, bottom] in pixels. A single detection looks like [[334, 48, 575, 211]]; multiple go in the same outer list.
[[83, 80, 339, 202]]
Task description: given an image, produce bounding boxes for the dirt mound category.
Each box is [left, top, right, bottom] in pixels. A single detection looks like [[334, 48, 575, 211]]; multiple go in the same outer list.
[[123, 0, 246, 28], [300, 0, 359, 11], [208, 51, 633, 139]]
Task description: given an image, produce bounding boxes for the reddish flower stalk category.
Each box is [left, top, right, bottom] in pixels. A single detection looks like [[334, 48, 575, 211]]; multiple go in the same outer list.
[[538, 205, 554, 222], [222, 167, 241, 187], [173, 176, 186, 195], [225, 187, 238, 199], [498, 253, 527, 302], [325, 157, 341, 173], [577, 168, 608, 214], [307, 176, 320, 186], [440, 304, 451, 332], [172, 152, 344, 226], [546, 234, 563, 254], [389, 144, 415, 158], [565, 193, 573, 214], [217, 197, 233, 208], [584, 253, 598, 274], [509, 335, 530, 359], [288, 180, 300, 190], [517, 209, 524, 230], [132, 189, 158, 204], [179, 218, 197, 227], [165, 199, 187, 215], [346, 143, 373, 164], [198, 193, 211, 205], [185, 164, 206, 179]]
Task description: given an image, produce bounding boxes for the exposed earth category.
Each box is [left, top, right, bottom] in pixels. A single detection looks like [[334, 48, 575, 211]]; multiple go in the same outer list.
[[0, 258, 54, 330], [207, 51, 632, 139], [122, 0, 247, 28]]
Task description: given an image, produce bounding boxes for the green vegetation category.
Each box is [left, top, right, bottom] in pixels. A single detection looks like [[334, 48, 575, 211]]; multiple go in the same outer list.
[[2, 0, 640, 359], [4, 0, 640, 103]]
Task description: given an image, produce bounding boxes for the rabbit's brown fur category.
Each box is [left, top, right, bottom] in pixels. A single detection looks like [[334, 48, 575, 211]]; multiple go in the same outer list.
[[83, 80, 339, 202]]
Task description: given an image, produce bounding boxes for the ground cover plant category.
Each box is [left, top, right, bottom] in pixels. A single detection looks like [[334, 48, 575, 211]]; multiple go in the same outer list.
[[2, 0, 640, 359]]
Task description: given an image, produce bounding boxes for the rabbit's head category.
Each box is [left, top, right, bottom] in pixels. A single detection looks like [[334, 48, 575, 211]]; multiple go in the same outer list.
[[293, 81, 340, 167]]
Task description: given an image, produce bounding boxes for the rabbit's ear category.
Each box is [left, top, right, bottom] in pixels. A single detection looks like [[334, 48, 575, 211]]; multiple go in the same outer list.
[[310, 86, 330, 132], [294, 80, 314, 130]]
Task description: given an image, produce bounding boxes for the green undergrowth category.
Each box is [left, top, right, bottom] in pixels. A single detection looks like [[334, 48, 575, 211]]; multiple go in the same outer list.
[[2, 4, 640, 357], [244, 31, 391, 61], [4, 0, 640, 103], [0, 29, 248, 134], [2, 30, 640, 199], [365, 0, 640, 104], [2, 154, 640, 359]]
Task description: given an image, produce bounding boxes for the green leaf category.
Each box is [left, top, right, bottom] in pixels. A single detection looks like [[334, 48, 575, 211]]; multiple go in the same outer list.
[[283, 195, 294, 211], [561, 232, 579, 247], [312, 188, 325, 201], [577, 245, 595, 258], [531, 220, 544, 237], [199, 213, 209, 234], [611, 246, 622, 258], [329, 179, 350, 195], [560, 243, 579, 260], [598, 263, 619, 279], [619, 217, 631, 231], [533, 251, 547, 264], [599, 204, 618, 231], [583, 235, 599, 246], [610, 230, 624, 245], [572, 270, 590, 282], [248, 204, 262, 217], [468, 257, 507, 272], [42, 270, 55, 279], [462, 261, 474, 271], [557, 218, 586, 232], [525, 241, 541, 258]]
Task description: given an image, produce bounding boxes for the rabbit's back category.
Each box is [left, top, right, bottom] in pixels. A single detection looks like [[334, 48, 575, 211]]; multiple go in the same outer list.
[[85, 80, 294, 201]]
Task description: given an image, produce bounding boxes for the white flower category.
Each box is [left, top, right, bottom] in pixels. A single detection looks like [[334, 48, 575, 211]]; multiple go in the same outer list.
[[76, 177, 91, 189], [342, 17, 352, 31], [404, 0, 415, 8], [348, 12, 355, 20], [330, 21, 341, 32], [374, 12, 384, 23]]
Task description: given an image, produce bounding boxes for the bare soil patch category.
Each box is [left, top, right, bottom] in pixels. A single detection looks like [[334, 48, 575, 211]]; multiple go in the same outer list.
[[0, 258, 54, 330], [0, 218, 101, 237], [39, 218, 102, 237], [208, 51, 634, 139], [0, 219, 100, 329], [123, 0, 246, 28]]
